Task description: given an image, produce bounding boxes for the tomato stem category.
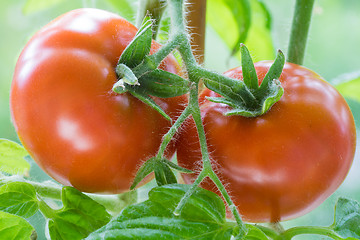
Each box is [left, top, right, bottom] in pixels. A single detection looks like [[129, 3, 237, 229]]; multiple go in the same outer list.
[[171, 82, 248, 236], [37, 198, 56, 219], [185, 0, 207, 64], [136, 0, 167, 39], [287, 0, 315, 65], [156, 105, 192, 159]]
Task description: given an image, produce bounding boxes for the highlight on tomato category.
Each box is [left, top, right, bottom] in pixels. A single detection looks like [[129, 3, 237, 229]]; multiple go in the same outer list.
[[176, 61, 356, 222]]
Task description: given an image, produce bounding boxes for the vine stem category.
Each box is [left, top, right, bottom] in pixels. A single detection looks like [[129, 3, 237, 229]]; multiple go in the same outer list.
[[185, 0, 207, 64], [155, 105, 192, 159], [136, 0, 167, 39], [150, 0, 247, 236], [287, 0, 315, 65], [171, 83, 247, 237]]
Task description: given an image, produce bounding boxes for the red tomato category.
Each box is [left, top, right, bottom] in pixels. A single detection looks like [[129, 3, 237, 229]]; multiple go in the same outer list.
[[177, 61, 356, 222], [11, 9, 186, 194]]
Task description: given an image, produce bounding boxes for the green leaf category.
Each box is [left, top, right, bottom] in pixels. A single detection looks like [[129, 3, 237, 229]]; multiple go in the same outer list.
[[344, 98, 360, 129], [332, 197, 360, 239], [137, 69, 190, 98], [86, 184, 235, 240], [241, 224, 269, 240], [106, 0, 135, 22], [207, 0, 251, 57], [23, 0, 65, 14], [47, 187, 111, 240], [0, 182, 38, 218], [243, 0, 274, 61], [118, 17, 153, 68], [334, 71, 360, 103], [0, 211, 36, 239], [207, 0, 274, 61], [0, 139, 30, 176]]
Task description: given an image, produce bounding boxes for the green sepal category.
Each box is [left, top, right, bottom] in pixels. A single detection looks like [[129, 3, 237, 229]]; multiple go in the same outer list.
[[257, 49, 285, 95], [165, 160, 193, 173], [127, 89, 171, 122], [118, 16, 153, 68], [260, 79, 283, 114], [154, 162, 178, 186], [130, 157, 157, 190], [203, 77, 250, 105], [205, 97, 238, 109], [113, 64, 140, 94], [131, 157, 193, 189], [240, 43, 259, 90], [204, 44, 285, 117], [137, 69, 190, 98]]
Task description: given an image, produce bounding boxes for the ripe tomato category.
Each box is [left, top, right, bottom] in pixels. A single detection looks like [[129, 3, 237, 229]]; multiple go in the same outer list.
[[177, 61, 356, 222], [10, 9, 185, 194]]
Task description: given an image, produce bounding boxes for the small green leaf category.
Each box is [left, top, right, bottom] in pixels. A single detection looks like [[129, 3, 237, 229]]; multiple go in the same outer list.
[[47, 187, 111, 240], [0, 182, 38, 218], [207, 0, 251, 57], [332, 197, 360, 239], [118, 17, 153, 68], [0, 139, 30, 176], [207, 0, 274, 61], [0, 211, 36, 239], [106, 0, 135, 22], [241, 224, 269, 240], [130, 157, 157, 190], [243, 0, 274, 61], [87, 184, 235, 240], [127, 89, 171, 122], [154, 162, 177, 186], [334, 71, 360, 103], [23, 0, 65, 14], [137, 69, 190, 98]]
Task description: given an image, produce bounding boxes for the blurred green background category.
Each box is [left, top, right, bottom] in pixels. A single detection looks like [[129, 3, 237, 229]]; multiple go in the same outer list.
[[1, 0, 360, 239]]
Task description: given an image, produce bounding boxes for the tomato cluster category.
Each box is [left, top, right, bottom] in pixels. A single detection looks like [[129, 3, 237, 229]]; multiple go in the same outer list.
[[11, 8, 356, 223], [176, 61, 356, 222], [10, 9, 185, 193]]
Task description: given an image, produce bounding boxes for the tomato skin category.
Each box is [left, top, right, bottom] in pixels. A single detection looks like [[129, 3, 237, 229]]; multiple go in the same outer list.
[[177, 61, 356, 222], [10, 9, 185, 194]]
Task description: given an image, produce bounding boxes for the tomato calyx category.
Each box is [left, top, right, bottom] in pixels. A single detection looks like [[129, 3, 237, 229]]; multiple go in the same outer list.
[[131, 157, 193, 190], [204, 44, 285, 117], [112, 16, 189, 121]]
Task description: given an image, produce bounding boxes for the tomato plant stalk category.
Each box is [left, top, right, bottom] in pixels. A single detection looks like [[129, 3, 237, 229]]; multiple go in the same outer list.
[[287, 0, 315, 65], [185, 0, 207, 64]]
